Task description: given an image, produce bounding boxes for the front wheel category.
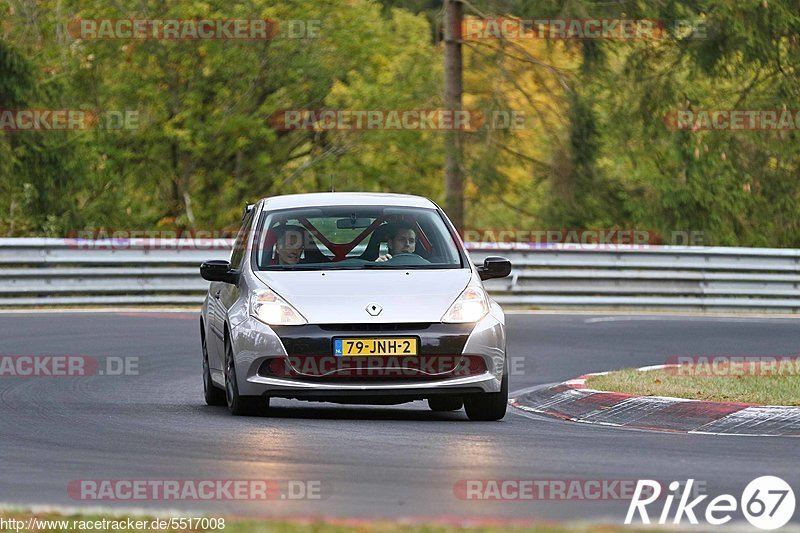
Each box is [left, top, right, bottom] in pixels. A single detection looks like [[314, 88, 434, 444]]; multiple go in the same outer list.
[[225, 338, 269, 416], [464, 363, 508, 421]]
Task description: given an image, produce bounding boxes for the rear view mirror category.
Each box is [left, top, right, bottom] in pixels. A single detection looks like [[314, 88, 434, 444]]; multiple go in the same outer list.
[[200, 260, 239, 284], [336, 217, 373, 229], [478, 256, 512, 281]]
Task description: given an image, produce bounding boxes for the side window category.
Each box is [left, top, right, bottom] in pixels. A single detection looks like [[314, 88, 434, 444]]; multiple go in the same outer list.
[[229, 209, 255, 269]]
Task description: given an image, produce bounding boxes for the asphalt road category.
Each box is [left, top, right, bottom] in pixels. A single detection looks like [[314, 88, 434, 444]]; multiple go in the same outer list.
[[0, 311, 798, 527]]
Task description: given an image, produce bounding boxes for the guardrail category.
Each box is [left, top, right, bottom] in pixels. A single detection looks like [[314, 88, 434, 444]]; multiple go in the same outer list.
[[0, 238, 798, 311]]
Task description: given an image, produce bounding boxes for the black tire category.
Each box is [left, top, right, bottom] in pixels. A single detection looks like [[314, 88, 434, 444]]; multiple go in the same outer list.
[[464, 363, 508, 421], [202, 331, 226, 406], [224, 336, 269, 416], [428, 396, 464, 412]]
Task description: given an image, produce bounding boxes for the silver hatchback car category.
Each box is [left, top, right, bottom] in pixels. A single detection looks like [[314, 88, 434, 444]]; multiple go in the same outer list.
[[200, 193, 511, 420]]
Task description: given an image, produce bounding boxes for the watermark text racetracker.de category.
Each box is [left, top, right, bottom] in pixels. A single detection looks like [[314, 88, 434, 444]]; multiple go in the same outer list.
[[460, 228, 706, 248], [67, 18, 321, 40], [0, 355, 138, 377], [68, 479, 323, 501], [454, 479, 663, 501], [263, 354, 527, 378], [461, 17, 707, 40], [65, 229, 237, 250], [665, 109, 800, 131], [0, 109, 139, 131], [665, 355, 800, 377], [270, 109, 527, 131]]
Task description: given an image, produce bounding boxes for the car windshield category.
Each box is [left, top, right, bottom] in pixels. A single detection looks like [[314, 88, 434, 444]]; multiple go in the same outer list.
[[251, 205, 464, 271]]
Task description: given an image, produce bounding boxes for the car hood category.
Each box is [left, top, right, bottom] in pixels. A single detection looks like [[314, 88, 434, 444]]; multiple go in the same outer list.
[[252, 269, 473, 324]]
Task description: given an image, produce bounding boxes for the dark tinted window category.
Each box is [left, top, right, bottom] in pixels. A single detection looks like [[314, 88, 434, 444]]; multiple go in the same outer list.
[[229, 208, 255, 269]]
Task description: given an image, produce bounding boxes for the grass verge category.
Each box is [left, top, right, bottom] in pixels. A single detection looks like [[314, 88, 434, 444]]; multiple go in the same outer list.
[[586, 360, 800, 405]]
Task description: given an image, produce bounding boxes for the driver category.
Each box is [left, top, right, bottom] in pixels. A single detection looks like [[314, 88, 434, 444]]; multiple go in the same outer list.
[[375, 221, 417, 262]]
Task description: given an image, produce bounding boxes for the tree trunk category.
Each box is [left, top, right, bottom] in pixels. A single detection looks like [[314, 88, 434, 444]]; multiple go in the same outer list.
[[443, 0, 464, 231]]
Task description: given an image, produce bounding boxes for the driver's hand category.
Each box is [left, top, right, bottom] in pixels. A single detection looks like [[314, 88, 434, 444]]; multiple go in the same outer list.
[[375, 254, 392, 262]]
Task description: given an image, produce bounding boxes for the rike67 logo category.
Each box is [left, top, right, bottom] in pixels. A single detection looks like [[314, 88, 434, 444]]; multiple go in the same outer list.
[[625, 476, 795, 530]]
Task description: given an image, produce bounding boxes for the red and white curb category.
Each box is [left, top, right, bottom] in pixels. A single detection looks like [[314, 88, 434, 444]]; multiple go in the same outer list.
[[509, 365, 800, 437]]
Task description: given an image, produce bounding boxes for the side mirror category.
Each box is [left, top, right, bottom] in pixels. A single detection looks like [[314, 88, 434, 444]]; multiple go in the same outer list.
[[200, 260, 239, 284], [478, 256, 511, 281]]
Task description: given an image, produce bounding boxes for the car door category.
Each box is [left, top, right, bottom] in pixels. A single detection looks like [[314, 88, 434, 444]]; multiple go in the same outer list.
[[207, 207, 256, 370]]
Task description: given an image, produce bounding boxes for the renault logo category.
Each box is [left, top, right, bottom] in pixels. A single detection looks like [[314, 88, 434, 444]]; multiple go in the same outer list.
[[366, 303, 382, 316]]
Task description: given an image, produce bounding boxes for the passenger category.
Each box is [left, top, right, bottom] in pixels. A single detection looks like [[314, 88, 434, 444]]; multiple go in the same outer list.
[[375, 221, 417, 262], [273, 226, 306, 265]]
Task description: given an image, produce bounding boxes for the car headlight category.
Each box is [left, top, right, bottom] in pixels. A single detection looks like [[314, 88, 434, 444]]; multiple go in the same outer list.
[[250, 289, 307, 326], [442, 286, 489, 323]]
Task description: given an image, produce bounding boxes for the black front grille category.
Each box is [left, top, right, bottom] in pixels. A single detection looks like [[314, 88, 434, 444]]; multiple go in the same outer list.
[[317, 323, 431, 332]]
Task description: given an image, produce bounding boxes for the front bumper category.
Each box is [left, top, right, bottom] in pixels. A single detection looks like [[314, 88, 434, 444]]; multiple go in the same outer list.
[[245, 373, 499, 403], [229, 307, 506, 399]]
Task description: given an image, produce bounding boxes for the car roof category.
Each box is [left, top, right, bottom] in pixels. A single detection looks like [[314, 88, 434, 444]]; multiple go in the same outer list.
[[258, 192, 438, 211]]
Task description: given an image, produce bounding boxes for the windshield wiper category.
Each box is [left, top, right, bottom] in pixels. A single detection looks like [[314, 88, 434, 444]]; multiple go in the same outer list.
[[361, 263, 458, 270], [261, 265, 324, 271]]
